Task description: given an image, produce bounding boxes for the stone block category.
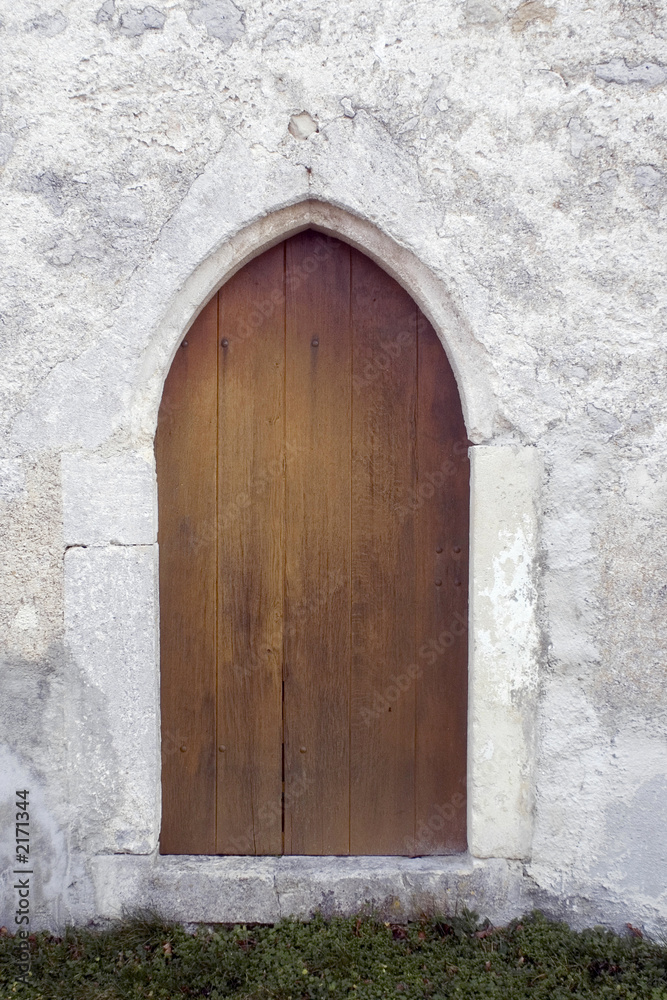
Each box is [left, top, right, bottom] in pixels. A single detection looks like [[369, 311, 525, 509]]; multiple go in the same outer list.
[[62, 452, 156, 546], [64, 545, 159, 854]]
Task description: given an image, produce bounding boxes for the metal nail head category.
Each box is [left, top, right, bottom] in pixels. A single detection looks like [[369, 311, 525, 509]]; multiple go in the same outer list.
[[311, 338, 319, 347], [300, 745, 307, 753], [453, 545, 461, 554], [180, 744, 187, 752], [435, 546, 443, 554], [221, 339, 229, 348], [218, 745, 226, 752], [435, 579, 443, 587]]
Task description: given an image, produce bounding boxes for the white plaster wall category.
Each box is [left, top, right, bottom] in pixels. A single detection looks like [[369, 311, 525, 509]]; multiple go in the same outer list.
[[0, 0, 665, 934]]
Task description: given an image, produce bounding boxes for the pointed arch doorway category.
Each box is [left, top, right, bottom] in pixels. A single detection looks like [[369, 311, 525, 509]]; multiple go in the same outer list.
[[156, 229, 469, 856]]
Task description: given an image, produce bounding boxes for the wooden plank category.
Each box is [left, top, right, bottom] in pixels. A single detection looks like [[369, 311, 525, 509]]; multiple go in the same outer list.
[[413, 312, 469, 853], [216, 244, 285, 855], [283, 230, 352, 855], [157, 297, 218, 854], [349, 250, 418, 855]]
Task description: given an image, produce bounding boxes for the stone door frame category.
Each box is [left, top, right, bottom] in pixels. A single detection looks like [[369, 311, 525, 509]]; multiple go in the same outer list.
[[54, 158, 541, 920]]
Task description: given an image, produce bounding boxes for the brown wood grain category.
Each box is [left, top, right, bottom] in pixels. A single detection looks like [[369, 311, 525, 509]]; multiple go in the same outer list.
[[216, 243, 285, 854], [283, 230, 352, 854], [414, 311, 469, 854], [349, 248, 419, 855], [157, 297, 218, 854], [157, 232, 469, 857]]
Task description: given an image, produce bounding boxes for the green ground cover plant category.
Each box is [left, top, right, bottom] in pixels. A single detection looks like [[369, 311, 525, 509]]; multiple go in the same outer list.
[[1, 909, 666, 999]]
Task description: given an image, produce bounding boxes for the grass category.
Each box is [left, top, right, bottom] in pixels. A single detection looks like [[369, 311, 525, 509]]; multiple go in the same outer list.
[[1, 909, 666, 999]]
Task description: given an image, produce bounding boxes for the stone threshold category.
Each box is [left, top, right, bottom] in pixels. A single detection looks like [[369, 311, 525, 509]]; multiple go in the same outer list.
[[91, 852, 527, 925]]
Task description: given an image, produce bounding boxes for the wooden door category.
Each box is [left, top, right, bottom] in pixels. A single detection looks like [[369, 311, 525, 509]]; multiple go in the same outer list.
[[156, 230, 469, 856]]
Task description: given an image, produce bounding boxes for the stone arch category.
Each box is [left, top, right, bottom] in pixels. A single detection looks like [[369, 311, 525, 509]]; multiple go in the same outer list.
[[138, 199, 495, 453], [14, 122, 498, 453]]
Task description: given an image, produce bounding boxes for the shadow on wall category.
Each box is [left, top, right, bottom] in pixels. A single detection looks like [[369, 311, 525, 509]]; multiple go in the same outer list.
[[0, 644, 122, 931]]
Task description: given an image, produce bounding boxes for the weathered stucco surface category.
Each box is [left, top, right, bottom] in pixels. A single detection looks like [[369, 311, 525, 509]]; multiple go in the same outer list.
[[1, 0, 666, 934]]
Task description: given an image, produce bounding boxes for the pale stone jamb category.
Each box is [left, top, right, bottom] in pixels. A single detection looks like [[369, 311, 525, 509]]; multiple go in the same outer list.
[[468, 445, 542, 859]]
